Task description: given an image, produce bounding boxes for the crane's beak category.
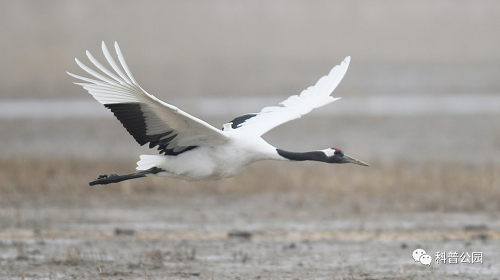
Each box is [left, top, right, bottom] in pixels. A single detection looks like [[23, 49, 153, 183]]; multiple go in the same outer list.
[[342, 154, 369, 167]]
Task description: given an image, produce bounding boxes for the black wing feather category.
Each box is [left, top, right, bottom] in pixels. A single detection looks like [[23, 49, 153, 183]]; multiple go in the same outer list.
[[105, 103, 197, 155], [225, 114, 258, 129]]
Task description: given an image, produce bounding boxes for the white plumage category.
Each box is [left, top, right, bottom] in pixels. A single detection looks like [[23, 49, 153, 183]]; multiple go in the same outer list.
[[68, 42, 367, 185]]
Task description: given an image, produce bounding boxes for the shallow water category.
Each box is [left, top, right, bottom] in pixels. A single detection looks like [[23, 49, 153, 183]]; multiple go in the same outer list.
[[1, 98, 499, 163], [1, 94, 499, 119]]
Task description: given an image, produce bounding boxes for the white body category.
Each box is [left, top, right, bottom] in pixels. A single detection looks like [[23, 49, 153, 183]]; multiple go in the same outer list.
[[139, 131, 282, 181], [68, 42, 351, 182]]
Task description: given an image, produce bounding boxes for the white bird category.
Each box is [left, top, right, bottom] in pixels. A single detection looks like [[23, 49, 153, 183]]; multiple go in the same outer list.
[[68, 42, 368, 186]]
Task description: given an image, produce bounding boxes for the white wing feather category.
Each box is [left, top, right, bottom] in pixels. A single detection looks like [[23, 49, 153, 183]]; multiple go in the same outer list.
[[232, 57, 350, 136], [68, 42, 228, 152]]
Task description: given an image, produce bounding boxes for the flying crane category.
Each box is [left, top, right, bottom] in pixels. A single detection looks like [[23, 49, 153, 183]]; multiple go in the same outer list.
[[67, 42, 368, 186]]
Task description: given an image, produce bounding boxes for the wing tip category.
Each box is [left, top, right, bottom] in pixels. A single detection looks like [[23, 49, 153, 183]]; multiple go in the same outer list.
[[343, 56, 351, 64], [114, 41, 121, 53]]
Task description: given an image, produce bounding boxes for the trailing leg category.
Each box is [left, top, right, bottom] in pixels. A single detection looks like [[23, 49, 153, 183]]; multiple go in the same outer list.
[[89, 167, 162, 186]]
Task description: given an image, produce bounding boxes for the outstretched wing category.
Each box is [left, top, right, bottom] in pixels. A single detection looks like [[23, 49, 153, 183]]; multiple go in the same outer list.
[[227, 57, 350, 136], [68, 41, 228, 156]]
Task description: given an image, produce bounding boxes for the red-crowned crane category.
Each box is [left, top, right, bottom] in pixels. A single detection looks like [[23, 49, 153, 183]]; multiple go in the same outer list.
[[68, 42, 368, 186]]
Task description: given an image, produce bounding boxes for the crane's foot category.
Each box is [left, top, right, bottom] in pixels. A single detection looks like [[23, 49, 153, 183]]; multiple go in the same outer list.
[[96, 174, 118, 180], [90, 173, 123, 185]]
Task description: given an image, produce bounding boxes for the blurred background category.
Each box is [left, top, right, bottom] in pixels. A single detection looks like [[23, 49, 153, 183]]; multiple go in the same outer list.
[[1, 1, 500, 278], [0, 0, 499, 211]]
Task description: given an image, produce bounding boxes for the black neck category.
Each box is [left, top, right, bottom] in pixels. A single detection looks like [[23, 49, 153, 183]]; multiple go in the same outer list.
[[276, 149, 344, 164], [276, 149, 325, 162]]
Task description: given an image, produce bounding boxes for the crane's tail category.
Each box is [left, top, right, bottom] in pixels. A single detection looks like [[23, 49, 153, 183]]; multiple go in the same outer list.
[[89, 167, 162, 186], [136, 155, 165, 171]]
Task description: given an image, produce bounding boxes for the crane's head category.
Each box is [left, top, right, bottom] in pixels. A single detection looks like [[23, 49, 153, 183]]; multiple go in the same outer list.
[[325, 147, 369, 166]]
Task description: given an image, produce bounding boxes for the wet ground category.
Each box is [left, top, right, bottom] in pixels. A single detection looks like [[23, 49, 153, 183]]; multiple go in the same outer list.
[[1, 194, 499, 279]]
